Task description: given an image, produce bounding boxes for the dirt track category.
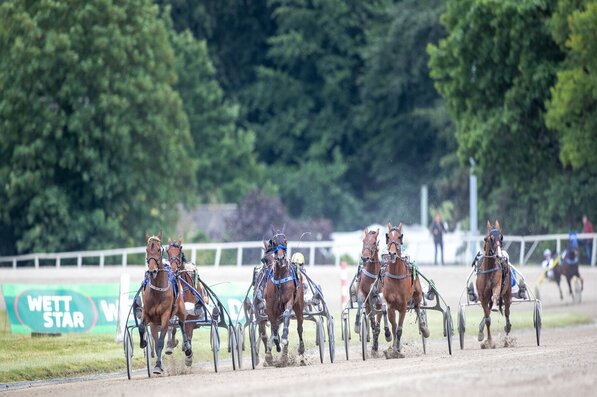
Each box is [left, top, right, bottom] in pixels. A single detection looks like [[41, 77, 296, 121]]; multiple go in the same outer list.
[[2, 266, 596, 396]]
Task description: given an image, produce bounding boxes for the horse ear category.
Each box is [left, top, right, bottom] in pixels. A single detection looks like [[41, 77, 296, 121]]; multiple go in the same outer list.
[[398, 222, 403, 231], [363, 228, 368, 239], [168, 237, 172, 244], [387, 221, 392, 231], [376, 228, 380, 237], [271, 224, 276, 235], [177, 238, 182, 246], [282, 223, 286, 233], [495, 220, 500, 230], [487, 220, 492, 230], [158, 230, 162, 241], [145, 233, 149, 242]]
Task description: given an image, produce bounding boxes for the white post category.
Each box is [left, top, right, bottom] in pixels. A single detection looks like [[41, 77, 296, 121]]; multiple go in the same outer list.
[[469, 158, 478, 262], [35, 256, 39, 269], [56, 256, 61, 268], [191, 248, 197, 264], [99, 253, 104, 268], [237, 247, 243, 267], [309, 245, 315, 267], [556, 237, 561, 255], [215, 247, 221, 267], [122, 253, 127, 268], [421, 184, 428, 228], [591, 236, 596, 267], [519, 239, 525, 266]]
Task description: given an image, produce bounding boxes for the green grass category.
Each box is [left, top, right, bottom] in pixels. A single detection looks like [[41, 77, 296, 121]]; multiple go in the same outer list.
[[0, 307, 592, 383]]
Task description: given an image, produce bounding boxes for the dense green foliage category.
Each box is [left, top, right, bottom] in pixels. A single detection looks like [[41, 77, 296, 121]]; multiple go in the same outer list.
[[0, 0, 197, 253], [1, 0, 595, 255], [429, 0, 596, 233]]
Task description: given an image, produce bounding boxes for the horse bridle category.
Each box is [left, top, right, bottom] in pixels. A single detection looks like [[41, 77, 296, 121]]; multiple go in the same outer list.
[[386, 227, 404, 253], [146, 236, 164, 277], [361, 236, 379, 264], [477, 229, 504, 274]]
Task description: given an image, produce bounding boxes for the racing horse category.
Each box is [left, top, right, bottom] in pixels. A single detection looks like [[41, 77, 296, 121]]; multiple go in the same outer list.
[[476, 221, 512, 349], [560, 235, 584, 299], [263, 226, 305, 363], [382, 222, 429, 358], [139, 232, 189, 374], [165, 238, 203, 366], [354, 228, 391, 352]]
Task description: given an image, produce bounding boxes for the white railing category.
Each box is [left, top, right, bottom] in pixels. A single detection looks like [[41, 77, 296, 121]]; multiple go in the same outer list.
[[0, 233, 595, 269], [461, 232, 596, 266]]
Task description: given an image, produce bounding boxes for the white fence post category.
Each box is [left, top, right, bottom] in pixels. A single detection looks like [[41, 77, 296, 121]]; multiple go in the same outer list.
[[519, 238, 525, 265], [237, 247, 243, 267], [309, 246, 315, 267], [214, 247, 221, 267], [122, 253, 127, 268], [592, 237, 596, 267]]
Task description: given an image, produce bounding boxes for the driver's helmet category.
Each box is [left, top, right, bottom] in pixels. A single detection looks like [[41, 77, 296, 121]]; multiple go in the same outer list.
[[543, 248, 551, 257], [291, 252, 305, 266]]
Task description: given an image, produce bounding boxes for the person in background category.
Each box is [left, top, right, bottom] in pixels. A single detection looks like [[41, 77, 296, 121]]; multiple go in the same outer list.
[[430, 213, 447, 266], [581, 215, 593, 264]]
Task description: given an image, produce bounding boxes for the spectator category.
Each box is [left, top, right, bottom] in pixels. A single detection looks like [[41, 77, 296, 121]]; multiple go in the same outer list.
[[430, 213, 447, 265], [582, 215, 593, 264]]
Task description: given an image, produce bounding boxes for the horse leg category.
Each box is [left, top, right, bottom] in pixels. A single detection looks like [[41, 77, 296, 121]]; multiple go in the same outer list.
[[281, 305, 293, 346], [371, 310, 381, 352], [557, 280, 564, 300], [138, 320, 147, 349], [504, 294, 512, 335], [395, 303, 407, 353], [354, 291, 365, 334], [295, 307, 305, 356], [165, 326, 178, 355], [478, 301, 494, 348], [414, 288, 429, 338], [271, 319, 281, 353], [566, 275, 574, 297], [386, 305, 397, 353], [183, 323, 194, 367], [151, 323, 165, 373]]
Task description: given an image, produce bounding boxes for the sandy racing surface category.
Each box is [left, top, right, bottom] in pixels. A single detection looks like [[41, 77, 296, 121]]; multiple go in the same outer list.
[[2, 266, 596, 396]]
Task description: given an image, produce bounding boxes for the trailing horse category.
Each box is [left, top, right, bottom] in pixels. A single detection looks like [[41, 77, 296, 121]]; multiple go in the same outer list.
[[263, 227, 305, 364], [476, 221, 512, 349], [139, 232, 189, 374], [354, 228, 391, 353], [382, 222, 429, 358], [165, 238, 204, 366]]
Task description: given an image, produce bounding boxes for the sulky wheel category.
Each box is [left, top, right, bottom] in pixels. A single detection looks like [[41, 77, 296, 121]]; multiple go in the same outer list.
[[360, 308, 368, 361], [235, 323, 244, 369], [327, 317, 336, 363], [228, 325, 238, 371], [444, 307, 453, 355], [458, 306, 465, 350], [210, 323, 220, 373], [534, 301, 542, 346], [316, 319, 325, 364], [342, 315, 350, 361], [249, 322, 258, 370], [124, 328, 133, 380]]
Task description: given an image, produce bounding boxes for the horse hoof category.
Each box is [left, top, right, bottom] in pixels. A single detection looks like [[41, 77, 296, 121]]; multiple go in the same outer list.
[[477, 332, 484, 342], [152, 366, 163, 374], [504, 324, 511, 334], [281, 338, 288, 346], [165, 347, 173, 355], [354, 323, 360, 334], [276, 345, 281, 353], [384, 328, 392, 342], [421, 327, 430, 338], [185, 355, 193, 367], [140, 340, 147, 349]]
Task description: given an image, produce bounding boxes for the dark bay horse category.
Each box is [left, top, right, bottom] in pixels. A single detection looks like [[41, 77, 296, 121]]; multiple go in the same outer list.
[[166, 238, 201, 366], [263, 227, 304, 363], [139, 233, 189, 374], [560, 237, 584, 300], [476, 221, 512, 349], [382, 222, 429, 358], [354, 228, 391, 352]]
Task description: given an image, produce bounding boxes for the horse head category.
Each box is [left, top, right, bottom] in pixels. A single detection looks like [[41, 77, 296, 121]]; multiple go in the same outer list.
[[484, 220, 503, 257], [386, 222, 404, 260], [270, 225, 288, 270], [167, 237, 184, 271], [361, 227, 380, 264], [145, 231, 163, 279]]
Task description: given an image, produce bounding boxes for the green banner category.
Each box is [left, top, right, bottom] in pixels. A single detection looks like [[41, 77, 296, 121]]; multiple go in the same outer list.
[[1, 284, 120, 334], [1, 281, 249, 334]]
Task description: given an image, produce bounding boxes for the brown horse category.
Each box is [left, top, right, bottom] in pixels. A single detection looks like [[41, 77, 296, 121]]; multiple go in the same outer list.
[[263, 227, 304, 363], [476, 220, 512, 349], [139, 232, 189, 374], [560, 237, 585, 300], [166, 238, 203, 366], [354, 228, 391, 352], [382, 222, 429, 358]]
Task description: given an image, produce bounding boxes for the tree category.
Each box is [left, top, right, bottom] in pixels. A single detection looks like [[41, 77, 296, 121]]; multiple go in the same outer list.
[[0, 0, 196, 254], [428, 0, 568, 233], [546, 0, 597, 168], [168, 26, 264, 203]]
